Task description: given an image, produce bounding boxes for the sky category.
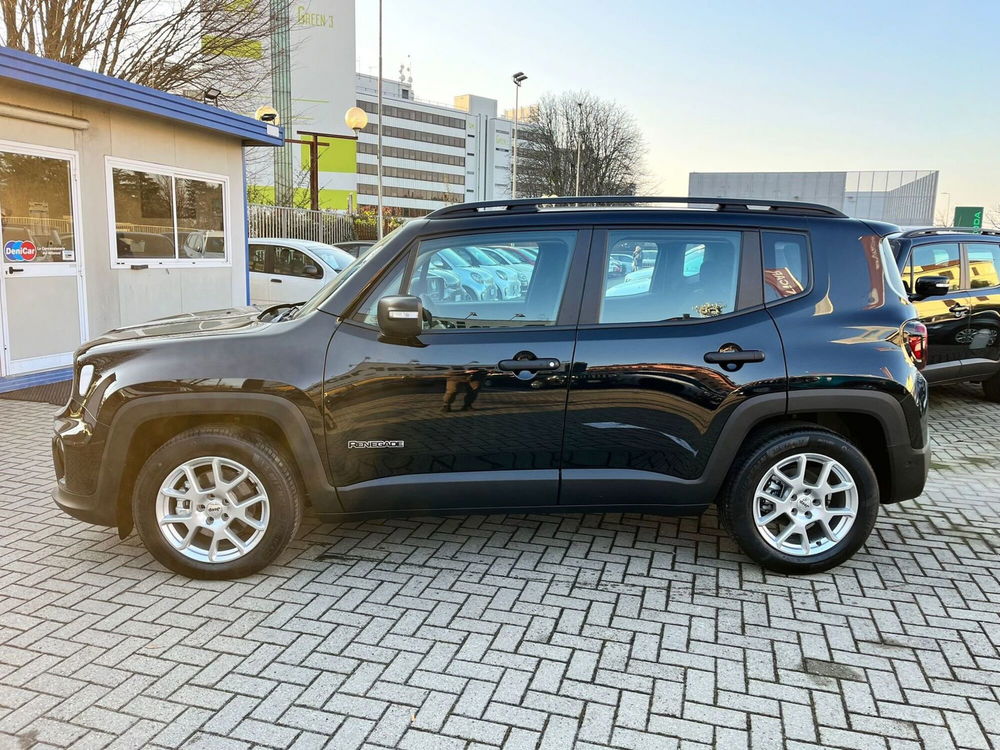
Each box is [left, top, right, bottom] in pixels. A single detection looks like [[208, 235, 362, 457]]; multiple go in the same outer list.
[[356, 0, 1000, 221]]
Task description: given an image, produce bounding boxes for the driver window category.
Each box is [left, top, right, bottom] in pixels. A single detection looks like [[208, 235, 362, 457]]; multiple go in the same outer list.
[[405, 231, 576, 330]]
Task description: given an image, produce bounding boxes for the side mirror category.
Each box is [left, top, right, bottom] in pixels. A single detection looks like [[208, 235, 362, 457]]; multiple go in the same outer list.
[[377, 295, 423, 338], [911, 275, 951, 301], [303, 264, 322, 279]]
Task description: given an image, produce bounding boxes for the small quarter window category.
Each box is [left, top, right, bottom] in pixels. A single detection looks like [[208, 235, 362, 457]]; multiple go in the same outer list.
[[762, 232, 810, 302]]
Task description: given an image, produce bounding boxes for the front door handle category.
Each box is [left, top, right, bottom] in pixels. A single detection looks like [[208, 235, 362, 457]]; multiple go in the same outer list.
[[704, 349, 765, 369], [949, 304, 970, 318], [270, 278, 283, 283], [498, 357, 561, 372]]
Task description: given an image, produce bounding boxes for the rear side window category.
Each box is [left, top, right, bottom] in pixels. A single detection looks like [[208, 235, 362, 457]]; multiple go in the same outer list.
[[967, 244, 1000, 290], [762, 232, 810, 301], [599, 230, 743, 324]]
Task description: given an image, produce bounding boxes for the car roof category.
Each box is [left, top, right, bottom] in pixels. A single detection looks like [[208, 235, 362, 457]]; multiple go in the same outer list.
[[891, 227, 1000, 243]]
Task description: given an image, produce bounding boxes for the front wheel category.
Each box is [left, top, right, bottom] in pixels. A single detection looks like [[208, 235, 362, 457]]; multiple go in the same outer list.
[[132, 425, 302, 579], [721, 428, 879, 574]]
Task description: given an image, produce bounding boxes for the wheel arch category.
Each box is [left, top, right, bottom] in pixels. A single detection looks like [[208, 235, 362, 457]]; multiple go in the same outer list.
[[101, 393, 339, 537]]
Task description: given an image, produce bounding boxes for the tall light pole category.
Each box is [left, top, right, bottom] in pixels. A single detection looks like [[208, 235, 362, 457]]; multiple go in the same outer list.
[[574, 100, 583, 197], [376, 0, 384, 238], [940, 192, 951, 226], [511, 71, 527, 198]]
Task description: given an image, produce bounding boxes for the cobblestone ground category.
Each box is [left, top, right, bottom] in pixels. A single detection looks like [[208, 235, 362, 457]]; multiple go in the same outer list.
[[1, 385, 998, 750]]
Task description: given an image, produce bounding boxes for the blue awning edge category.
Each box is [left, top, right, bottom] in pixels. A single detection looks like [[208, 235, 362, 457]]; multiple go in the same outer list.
[[0, 46, 284, 147]]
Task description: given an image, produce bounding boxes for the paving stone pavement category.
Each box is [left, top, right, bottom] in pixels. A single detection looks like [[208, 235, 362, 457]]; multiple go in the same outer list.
[[1, 385, 999, 750]]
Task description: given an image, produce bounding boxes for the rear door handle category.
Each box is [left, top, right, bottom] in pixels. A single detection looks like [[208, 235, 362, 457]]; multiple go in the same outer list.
[[270, 278, 283, 283], [498, 357, 561, 372], [704, 349, 765, 365]]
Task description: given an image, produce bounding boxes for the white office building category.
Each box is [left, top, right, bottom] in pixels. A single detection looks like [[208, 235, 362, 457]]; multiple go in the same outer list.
[[354, 74, 514, 216]]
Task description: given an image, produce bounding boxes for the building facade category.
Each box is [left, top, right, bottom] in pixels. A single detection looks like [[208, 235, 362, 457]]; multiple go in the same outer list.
[[354, 74, 514, 216], [0, 48, 280, 384], [689, 170, 939, 226]]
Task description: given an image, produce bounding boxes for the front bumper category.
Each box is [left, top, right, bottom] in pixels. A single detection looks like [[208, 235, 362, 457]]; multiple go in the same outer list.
[[52, 481, 116, 526], [884, 437, 930, 504], [51, 411, 116, 527]]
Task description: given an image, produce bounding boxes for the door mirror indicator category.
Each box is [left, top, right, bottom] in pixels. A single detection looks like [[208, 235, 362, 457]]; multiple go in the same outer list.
[[377, 295, 424, 338], [910, 275, 951, 301]]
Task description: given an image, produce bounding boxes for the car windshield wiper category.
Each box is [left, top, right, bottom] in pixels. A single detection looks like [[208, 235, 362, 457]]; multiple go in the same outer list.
[[258, 302, 301, 322]]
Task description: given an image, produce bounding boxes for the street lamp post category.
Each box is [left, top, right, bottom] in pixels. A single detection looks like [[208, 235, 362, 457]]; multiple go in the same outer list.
[[574, 100, 583, 197], [511, 71, 527, 198], [940, 192, 952, 226], [345, 106, 368, 215], [377, 0, 384, 238]]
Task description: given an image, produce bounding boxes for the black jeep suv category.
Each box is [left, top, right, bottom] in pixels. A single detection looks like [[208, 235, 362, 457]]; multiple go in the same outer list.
[[53, 197, 938, 579], [890, 227, 1000, 400]]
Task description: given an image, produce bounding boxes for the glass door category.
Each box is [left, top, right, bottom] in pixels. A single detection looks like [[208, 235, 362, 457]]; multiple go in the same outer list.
[[0, 143, 87, 376]]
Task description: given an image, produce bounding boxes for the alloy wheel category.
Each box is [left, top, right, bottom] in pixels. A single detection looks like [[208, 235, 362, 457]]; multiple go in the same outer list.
[[155, 456, 270, 563], [752, 452, 859, 557]]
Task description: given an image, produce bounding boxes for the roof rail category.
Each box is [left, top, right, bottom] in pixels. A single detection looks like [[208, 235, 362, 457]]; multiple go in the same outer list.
[[425, 196, 848, 219], [897, 226, 1000, 239]]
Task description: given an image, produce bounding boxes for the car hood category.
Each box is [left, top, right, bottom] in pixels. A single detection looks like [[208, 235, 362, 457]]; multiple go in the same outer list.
[[77, 306, 270, 354]]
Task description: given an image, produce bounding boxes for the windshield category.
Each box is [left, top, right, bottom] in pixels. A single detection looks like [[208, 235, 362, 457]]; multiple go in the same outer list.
[[311, 245, 354, 270], [291, 228, 403, 319]]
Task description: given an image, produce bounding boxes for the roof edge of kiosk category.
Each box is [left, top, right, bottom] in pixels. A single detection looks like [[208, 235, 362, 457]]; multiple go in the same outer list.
[[0, 47, 284, 147]]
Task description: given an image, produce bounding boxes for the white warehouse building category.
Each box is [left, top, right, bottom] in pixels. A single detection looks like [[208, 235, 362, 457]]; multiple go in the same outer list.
[[354, 74, 514, 216], [689, 170, 940, 226]]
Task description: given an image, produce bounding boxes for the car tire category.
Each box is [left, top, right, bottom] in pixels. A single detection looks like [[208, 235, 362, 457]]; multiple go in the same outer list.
[[132, 425, 302, 580], [720, 426, 879, 575], [982, 371, 1000, 402]]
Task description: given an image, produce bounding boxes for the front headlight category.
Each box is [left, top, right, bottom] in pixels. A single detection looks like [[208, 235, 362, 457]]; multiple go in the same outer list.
[[470, 271, 484, 283], [78, 364, 95, 397]]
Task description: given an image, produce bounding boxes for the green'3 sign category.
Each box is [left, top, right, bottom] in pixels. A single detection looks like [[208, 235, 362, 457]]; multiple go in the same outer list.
[[954, 206, 983, 231]]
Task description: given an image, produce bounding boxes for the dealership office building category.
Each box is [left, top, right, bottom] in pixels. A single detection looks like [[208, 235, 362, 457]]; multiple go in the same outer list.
[[0, 47, 281, 386]]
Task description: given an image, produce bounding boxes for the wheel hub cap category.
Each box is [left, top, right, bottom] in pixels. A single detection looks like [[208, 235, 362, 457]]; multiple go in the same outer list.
[[155, 456, 270, 564], [752, 452, 859, 557]]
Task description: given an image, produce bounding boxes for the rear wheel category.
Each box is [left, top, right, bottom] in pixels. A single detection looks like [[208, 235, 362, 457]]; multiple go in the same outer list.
[[721, 428, 879, 574], [132, 425, 302, 579]]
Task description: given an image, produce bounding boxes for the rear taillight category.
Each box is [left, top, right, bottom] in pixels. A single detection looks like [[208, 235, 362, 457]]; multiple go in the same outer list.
[[904, 320, 928, 369]]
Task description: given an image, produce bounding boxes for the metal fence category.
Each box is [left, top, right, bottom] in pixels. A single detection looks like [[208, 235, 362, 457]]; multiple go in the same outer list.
[[248, 204, 380, 244]]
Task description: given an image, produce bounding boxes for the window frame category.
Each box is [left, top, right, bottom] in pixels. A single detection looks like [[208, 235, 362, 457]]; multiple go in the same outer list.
[[105, 156, 231, 270], [578, 226, 763, 329], [760, 230, 815, 308], [343, 226, 592, 334]]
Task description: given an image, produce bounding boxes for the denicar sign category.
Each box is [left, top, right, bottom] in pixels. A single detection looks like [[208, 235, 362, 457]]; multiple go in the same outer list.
[[3, 240, 36, 262]]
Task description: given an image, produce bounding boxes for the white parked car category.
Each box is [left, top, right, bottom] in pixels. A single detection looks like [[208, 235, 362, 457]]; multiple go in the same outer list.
[[249, 238, 354, 306]]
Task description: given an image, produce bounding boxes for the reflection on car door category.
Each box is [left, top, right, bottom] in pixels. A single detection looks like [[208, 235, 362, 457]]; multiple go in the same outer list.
[[322, 228, 590, 513], [904, 242, 970, 381], [561, 227, 786, 508], [963, 242, 1000, 378]]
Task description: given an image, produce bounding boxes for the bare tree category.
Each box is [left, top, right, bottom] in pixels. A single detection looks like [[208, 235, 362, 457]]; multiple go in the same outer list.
[[515, 91, 646, 198], [0, 0, 278, 101]]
